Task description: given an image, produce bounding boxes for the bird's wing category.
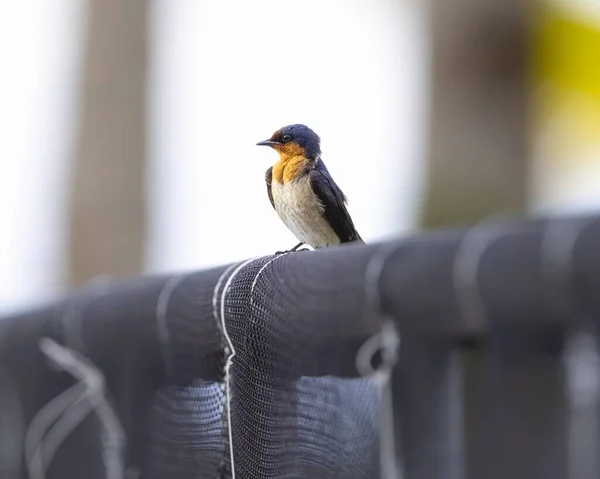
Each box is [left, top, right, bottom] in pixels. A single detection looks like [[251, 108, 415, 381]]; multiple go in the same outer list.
[[307, 161, 362, 243], [265, 166, 275, 209]]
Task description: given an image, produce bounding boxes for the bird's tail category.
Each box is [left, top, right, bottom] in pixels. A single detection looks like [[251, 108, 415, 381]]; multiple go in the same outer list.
[[352, 232, 364, 244]]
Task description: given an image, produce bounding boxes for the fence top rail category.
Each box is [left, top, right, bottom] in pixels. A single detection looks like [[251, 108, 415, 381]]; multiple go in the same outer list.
[[1, 212, 599, 383]]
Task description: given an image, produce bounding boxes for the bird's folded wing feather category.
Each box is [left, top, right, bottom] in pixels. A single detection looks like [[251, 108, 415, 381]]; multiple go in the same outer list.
[[265, 166, 275, 209], [307, 162, 361, 243]]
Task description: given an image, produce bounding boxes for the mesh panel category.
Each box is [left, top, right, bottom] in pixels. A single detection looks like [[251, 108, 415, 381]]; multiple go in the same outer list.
[[224, 256, 381, 478], [145, 381, 224, 478], [296, 377, 379, 477], [1, 215, 600, 479]]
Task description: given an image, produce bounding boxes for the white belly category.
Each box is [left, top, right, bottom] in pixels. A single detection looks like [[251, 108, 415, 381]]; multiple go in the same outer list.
[[271, 177, 340, 248]]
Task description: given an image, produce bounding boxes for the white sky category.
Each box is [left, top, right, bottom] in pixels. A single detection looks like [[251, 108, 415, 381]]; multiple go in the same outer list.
[[0, 0, 86, 314], [145, 0, 430, 271]]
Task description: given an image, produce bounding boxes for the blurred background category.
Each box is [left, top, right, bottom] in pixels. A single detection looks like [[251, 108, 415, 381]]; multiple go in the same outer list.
[[0, 0, 598, 315]]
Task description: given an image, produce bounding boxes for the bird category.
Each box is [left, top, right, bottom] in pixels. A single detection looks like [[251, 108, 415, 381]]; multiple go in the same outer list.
[[256, 124, 363, 253]]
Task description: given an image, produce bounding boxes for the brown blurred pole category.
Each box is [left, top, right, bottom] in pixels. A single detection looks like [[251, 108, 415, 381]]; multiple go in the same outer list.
[[414, 3, 540, 478], [421, 1, 531, 228], [68, 0, 148, 286]]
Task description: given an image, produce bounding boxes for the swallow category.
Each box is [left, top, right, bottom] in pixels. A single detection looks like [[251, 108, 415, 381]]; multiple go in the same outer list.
[[257, 124, 363, 253]]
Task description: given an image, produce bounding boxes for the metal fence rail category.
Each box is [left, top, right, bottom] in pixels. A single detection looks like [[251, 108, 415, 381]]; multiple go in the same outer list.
[[1, 213, 599, 479]]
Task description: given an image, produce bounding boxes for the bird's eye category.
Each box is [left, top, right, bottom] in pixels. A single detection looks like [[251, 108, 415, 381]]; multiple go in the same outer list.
[[282, 134, 292, 142]]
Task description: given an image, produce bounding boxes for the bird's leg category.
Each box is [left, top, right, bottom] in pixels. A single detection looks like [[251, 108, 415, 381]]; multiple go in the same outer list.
[[290, 242, 304, 251], [275, 242, 308, 255]]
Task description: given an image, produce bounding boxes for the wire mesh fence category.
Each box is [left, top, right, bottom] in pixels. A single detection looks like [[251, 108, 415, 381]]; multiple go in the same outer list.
[[1, 213, 599, 479]]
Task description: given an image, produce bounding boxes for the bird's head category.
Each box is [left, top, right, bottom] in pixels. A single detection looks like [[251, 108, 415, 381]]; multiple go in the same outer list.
[[256, 124, 321, 161]]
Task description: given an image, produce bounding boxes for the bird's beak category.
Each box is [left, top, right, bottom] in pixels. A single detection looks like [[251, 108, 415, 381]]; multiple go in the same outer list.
[[256, 140, 280, 147]]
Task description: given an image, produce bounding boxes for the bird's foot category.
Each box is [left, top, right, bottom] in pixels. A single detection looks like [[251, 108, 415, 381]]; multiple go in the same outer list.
[[274, 242, 309, 255], [274, 248, 310, 255]]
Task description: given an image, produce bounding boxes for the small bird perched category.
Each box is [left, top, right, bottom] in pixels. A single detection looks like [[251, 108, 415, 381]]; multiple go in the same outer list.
[[257, 124, 363, 252]]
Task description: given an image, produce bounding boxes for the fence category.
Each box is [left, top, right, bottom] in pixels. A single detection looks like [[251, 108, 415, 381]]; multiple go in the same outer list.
[[1, 212, 599, 479]]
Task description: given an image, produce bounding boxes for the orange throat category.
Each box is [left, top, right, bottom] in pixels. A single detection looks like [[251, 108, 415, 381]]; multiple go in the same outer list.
[[272, 154, 310, 184], [270, 141, 310, 184]]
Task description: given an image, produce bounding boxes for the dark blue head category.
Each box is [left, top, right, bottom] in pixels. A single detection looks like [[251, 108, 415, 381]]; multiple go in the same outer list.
[[257, 124, 321, 160]]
